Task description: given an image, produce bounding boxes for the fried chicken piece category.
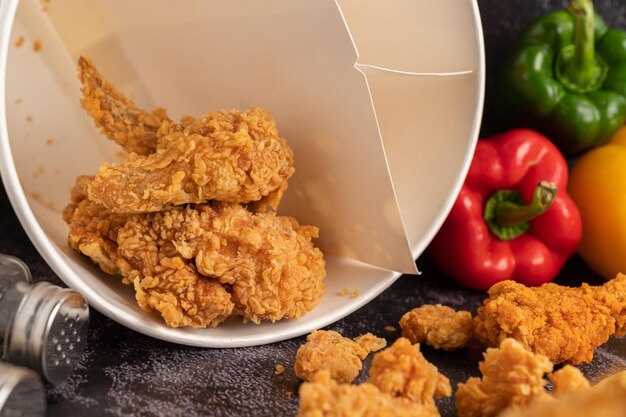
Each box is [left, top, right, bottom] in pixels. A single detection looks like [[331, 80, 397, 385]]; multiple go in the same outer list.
[[297, 370, 440, 417], [294, 330, 386, 383], [474, 276, 626, 364], [78, 56, 169, 155], [116, 203, 325, 325], [499, 371, 626, 417], [548, 365, 590, 395], [456, 338, 553, 417], [64, 175, 129, 275], [369, 338, 451, 406], [88, 107, 295, 213], [399, 304, 473, 351]]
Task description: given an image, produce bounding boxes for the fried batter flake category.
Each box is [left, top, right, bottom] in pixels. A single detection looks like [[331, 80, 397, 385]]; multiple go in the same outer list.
[[294, 330, 385, 383], [400, 304, 473, 351], [474, 276, 626, 364], [297, 370, 440, 417], [369, 338, 451, 406]]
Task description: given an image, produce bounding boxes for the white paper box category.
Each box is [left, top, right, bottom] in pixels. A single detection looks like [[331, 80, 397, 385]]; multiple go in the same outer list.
[[0, 0, 484, 346]]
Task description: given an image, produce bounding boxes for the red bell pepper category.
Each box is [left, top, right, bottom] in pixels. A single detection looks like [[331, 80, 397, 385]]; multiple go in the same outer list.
[[429, 129, 582, 291]]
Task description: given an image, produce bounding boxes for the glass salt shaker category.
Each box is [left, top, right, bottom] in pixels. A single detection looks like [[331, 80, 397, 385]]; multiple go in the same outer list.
[[0, 362, 46, 417], [0, 254, 89, 384]]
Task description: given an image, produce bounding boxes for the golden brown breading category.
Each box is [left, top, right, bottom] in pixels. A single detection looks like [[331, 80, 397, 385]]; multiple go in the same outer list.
[[115, 203, 325, 325], [499, 371, 626, 417], [297, 370, 440, 417], [456, 338, 553, 417], [294, 330, 386, 383], [399, 304, 473, 351], [548, 365, 590, 395], [354, 332, 387, 353], [64, 176, 129, 275], [78, 56, 169, 155], [88, 108, 295, 213], [369, 338, 451, 406], [474, 276, 626, 364]]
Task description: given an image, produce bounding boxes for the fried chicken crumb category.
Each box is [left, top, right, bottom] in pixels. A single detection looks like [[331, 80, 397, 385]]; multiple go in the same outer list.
[[26, 115, 32, 122], [456, 338, 554, 417], [474, 275, 626, 364], [285, 390, 293, 398], [46, 138, 54, 145], [15, 98, 22, 104], [370, 337, 451, 406], [400, 304, 473, 351], [15, 36, 24, 48], [33, 40, 41, 52], [384, 325, 396, 332], [499, 370, 626, 417], [297, 370, 439, 417], [275, 364, 285, 375], [340, 288, 359, 298], [549, 365, 590, 395], [354, 333, 386, 353], [294, 330, 383, 383]]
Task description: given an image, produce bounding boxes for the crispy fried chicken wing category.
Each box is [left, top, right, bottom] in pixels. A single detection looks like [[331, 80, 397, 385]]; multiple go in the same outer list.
[[455, 338, 554, 417], [78, 56, 169, 155], [294, 330, 386, 383], [64, 175, 129, 275], [369, 337, 451, 406], [297, 370, 440, 417], [115, 203, 325, 325], [474, 276, 626, 364], [399, 304, 473, 351], [88, 107, 295, 213]]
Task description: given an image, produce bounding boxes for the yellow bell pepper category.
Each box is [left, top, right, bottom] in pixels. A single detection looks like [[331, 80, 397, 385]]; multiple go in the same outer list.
[[569, 126, 626, 279]]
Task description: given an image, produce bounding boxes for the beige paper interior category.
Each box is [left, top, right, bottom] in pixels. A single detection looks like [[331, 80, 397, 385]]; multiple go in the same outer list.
[[8, 0, 477, 275]]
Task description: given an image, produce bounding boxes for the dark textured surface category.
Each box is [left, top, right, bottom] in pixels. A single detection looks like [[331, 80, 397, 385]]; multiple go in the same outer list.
[[1, 1, 625, 416]]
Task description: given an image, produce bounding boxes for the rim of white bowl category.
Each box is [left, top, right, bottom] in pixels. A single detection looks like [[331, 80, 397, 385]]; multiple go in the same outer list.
[[0, 0, 485, 347]]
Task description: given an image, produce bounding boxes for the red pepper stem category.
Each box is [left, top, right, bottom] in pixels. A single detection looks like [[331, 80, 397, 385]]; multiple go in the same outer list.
[[566, 0, 596, 87], [495, 181, 558, 226]]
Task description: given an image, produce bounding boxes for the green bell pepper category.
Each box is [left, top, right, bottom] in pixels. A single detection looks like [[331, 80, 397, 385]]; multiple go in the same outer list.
[[498, 0, 626, 156]]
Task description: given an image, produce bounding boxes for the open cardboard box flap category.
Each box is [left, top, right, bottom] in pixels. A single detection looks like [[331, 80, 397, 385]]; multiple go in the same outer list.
[[9, 0, 479, 275]]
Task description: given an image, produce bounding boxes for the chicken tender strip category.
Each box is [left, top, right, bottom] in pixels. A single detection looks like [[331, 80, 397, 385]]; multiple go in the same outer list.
[[64, 175, 129, 275], [474, 275, 626, 364], [400, 304, 473, 351], [369, 337, 451, 406], [499, 370, 626, 417], [116, 203, 325, 325], [297, 370, 440, 417], [294, 330, 386, 383], [88, 108, 295, 213], [78, 56, 169, 155]]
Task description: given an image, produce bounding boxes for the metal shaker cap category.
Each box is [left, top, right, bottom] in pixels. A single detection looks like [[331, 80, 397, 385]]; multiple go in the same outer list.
[[0, 362, 46, 417], [4, 282, 89, 384], [0, 255, 32, 293]]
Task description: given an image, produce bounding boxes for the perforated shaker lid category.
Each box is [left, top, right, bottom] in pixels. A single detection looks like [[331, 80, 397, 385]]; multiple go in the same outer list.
[[5, 282, 89, 384]]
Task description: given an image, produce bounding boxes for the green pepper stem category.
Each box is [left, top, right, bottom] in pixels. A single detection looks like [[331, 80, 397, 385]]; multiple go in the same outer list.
[[566, 0, 596, 87], [495, 181, 558, 226]]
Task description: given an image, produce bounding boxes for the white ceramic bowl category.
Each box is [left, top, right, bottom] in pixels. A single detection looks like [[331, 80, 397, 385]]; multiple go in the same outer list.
[[0, 0, 484, 347]]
